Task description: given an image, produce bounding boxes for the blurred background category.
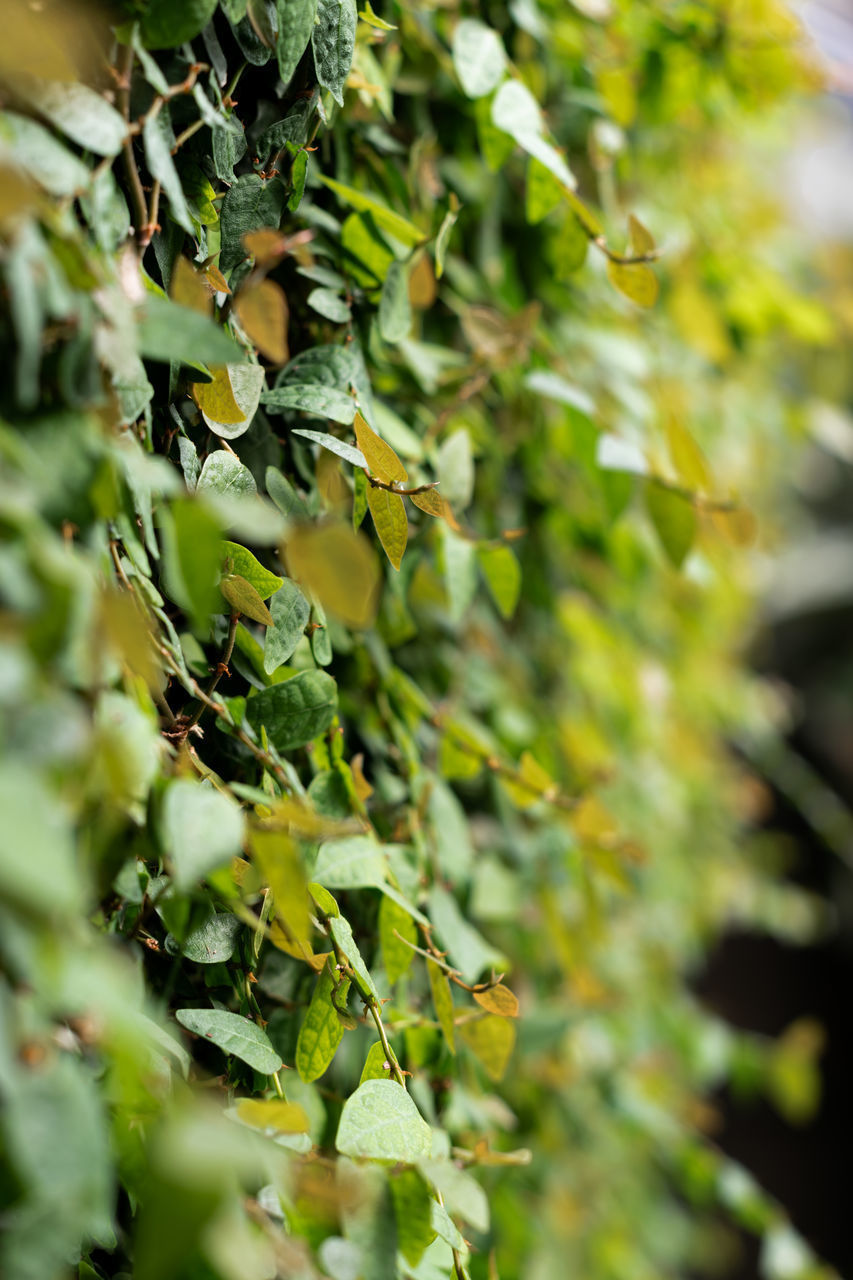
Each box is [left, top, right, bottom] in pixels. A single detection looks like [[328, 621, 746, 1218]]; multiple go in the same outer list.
[[698, 4, 853, 1275]]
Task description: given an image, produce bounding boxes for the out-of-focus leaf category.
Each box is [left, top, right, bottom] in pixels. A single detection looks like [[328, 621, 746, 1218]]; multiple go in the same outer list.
[[452, 19, 506, 99], [161, 779, 245, 888], [320, 175, 424, 246], [390, 1168, 436, 1267], [380, 893, 417, 984], [427, 959, 456, 1054], [457, 1015, 515, 1082], [137, 296, 244, 366], [314, 835, 388, 889], [284, 522, 380, 627], [236, 1099, 310, 1132], [478, 544, 521, 619], [607, 259, 659, 308], [235, 278, 290, 364], [141, 0, 218, 47], [645, 482, 697, 568], [472, 983, 519, 1018]]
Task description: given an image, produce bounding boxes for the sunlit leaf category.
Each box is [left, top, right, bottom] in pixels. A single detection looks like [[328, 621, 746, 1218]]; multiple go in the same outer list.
[[366, 485, 408, 569], [175, 1008, 282, 1073], [336, 1080, 431, 1161], [473, 983, 519, 1018], [284, 522, 381, 627], [457, 1015, 515, 1081], [607, 259, 659, 308]]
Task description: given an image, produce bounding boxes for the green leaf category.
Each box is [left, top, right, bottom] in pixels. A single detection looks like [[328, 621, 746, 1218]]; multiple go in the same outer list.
[[360, 1040, 395, 1083], [159, 497, 224, 632], [245, 669, 338, 750], [366, 485, 407, 570], [296, 956, 350, 1081], [0, 112, 89, 197], [452, 19, 507, 99], [196, 451, 258, 499], [161, 779, 246, 889], [378, 260, 412, 344], [427, 959, 456, 1054], [175, 1008, 283, 1073], [220, 573, 275, 625], [137, 296, 244, 367], [645, 483, 697, 568], [262, 383, 357, 423], [21, 80, 126, 156], [379, 893, 417, 984], [308, 881, 341, 917], [491, 80, 575, 190], [434, 197, 461, 278], [320, 175, 425, 247], [336, 1079, 432, 1161], [390, 1168, 436, 1267], [329, 914, 381, 1001], [526, 155, 565, 224], [276, 0, 319, 81], [0, 765, 83, 919], [417, 1160, 490, 1233], [292, 428, 367, 468], [606, 259, 659, 308], [314, 835, 389, 889], [478, 544, 521, 619], [308, 287, 352, 323], [266, 465, 310, 519], [312, 0, 358, 105], [174, 912, 243, 964], [221, 542, 283, 598], [142, 110, 193, 234], [140, 0, 218, 47], [428, 885, 505, 983], [220, 174, 287, 275], [341, 211, 396, 286], [263, 578, 311, 672]]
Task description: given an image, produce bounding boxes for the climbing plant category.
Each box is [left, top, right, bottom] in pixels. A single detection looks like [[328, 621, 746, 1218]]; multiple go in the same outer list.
[[0, 2, 841, 1279]]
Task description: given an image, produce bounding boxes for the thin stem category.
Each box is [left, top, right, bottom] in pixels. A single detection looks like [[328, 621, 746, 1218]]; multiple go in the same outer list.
[[367, 1001, 406, 1087], [184, 612, 239, 734], [115, 43, 148, 251]]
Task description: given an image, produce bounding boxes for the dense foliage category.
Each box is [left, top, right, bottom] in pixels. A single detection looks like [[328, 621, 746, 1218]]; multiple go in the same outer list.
[[0, 2, 841, 1278]]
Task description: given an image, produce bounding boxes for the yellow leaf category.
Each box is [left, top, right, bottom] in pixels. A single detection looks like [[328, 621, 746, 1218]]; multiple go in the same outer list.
[[236, 1099, 310, 1132], [354, 411, 408, 484], [284, 523, 381, 628], [410, 488, 448, 519], [665, 419, 712, 493], [243, 227, 289, 265], [251, 828, 315, 961], [193, 366, 246, 425], [203, 261, 231, 295], [458, 1015, 515, 1081], [220, 574, 274, 626], [473, 984, 519, 1018], [235, 278, 289, 364], [501, 750, 555, 809], [366, 485, 408, 570], [170, 256, 212, 315], [0, 163, 39, 224], [571, 795, 619, 844], [711, 505, 758, 548], [628, 212, 655, 256], [99, 588, 162, 692], [607, 259, 658, 308], [408, 253, 437, 309]]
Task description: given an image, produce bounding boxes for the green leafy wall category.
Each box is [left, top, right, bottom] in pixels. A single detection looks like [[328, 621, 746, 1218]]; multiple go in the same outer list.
[[0, 2, 839, 1279]]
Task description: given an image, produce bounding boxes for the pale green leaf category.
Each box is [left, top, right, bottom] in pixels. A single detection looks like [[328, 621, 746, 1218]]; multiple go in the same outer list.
[[262, 383, 357, 423], [175, 1008, 282, 1073], [312, 0, 358, 106], [314, 835, 389, 889], [161, 779, 246, 889], [336, 1079, 432, 1161], [452, 19, 506, 99]]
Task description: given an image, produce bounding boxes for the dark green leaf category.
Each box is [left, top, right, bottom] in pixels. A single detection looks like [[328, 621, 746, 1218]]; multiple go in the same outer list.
[[137, 296, 244, 366], [312, 0, 357, 106], [140, 0, 219, 47], [263, 578, 311, 671], [245, 669, 338, 750], [276, 0, 319, 82], [262, 383, 356, 423]]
